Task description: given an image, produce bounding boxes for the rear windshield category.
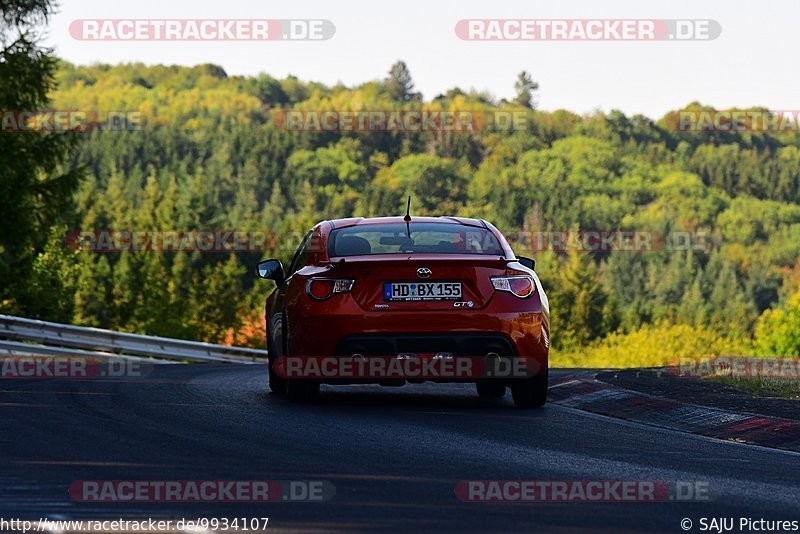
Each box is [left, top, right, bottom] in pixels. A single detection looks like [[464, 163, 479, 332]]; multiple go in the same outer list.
[[329, 222, 504, 257]]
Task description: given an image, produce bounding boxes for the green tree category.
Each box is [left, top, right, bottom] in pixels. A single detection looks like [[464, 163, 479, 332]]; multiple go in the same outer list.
[[0, 0, 82, 314], [754, 290, 800, 356], [513, 71, 539, 109], [385, 60, 418, 102], [73, 254, 113, 327], [188, 256, 245, 343], [367, 154, 471, 216], [678, 274, 708, 327], [24, 226, 77, 322], [551, 250, 608, 348]]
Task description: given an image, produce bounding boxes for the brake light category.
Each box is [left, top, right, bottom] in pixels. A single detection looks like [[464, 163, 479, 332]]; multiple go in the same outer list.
[[306, 278, 355, 300], [491, 275, 534, 298]]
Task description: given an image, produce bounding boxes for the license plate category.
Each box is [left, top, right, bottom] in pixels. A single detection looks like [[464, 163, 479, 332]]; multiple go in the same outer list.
[[384, 282, 462, 301]]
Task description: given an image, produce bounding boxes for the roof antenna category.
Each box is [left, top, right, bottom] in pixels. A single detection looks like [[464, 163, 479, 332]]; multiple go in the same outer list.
[[403, 196, 412, 238]]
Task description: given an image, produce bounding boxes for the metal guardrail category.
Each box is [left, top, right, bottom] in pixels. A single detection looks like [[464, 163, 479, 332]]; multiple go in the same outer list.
[[0, 314, 266, 364], [0, 339, 166, 364]]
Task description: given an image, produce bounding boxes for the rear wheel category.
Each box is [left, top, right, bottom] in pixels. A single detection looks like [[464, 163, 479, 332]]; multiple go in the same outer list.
[[511, 371, 548, 408], [268, 358, 286, 395], [267, 340, 286, 395], [476, 380, 506, 399]]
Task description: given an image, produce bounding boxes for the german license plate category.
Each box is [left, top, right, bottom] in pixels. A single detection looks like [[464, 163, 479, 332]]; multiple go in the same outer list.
[[384, 282, 462, 301]]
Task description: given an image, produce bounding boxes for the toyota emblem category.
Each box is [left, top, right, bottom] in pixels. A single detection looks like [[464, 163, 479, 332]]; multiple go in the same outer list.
[[416, 267, 432, 278]]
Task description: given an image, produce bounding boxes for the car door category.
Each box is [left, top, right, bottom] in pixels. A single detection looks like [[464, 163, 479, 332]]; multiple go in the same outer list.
[[272, 230, 314, 356]]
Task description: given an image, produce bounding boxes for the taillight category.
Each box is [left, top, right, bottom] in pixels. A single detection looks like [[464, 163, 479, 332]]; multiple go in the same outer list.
[[491, 275, 534, 298], [306, 278, 355, 300]]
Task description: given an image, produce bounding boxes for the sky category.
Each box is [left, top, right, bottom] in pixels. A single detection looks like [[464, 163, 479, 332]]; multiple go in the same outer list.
[[43, 0, 800, 119]]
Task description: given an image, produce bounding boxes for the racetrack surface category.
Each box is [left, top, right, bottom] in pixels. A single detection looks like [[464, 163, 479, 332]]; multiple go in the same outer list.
[[1, 364, 798, 532]]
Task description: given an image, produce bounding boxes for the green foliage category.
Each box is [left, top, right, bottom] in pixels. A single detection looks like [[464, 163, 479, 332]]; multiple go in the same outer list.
[[25, 226, 78, 322], [384, 60, 419, 102], [188, 255, 245, 343], [550, 250, 608, 349], [513, 71, 538, 109], [0, 0, 83, 315], [366, 154, 472, 216], [552, 323, 747, 368], [4, 56, 800, 354], [73, 254, 112, 327], [754, 291, 800, 356]]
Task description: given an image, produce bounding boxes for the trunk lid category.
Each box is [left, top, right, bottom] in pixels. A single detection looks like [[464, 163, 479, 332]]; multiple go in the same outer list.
[[327, 254, 508, 311]]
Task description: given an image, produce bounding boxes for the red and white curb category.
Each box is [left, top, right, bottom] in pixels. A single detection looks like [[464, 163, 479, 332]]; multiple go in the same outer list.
[[548, 377, 800, 452]]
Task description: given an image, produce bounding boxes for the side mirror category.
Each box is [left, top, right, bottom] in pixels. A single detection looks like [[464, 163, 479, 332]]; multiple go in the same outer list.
[[517, 256, 536, 271], [257, 259, 285, 285]]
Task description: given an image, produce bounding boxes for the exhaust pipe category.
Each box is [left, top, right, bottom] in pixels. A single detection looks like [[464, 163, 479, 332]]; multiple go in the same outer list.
[[350, 353, 367, 364], [485, 351, 502, 375]]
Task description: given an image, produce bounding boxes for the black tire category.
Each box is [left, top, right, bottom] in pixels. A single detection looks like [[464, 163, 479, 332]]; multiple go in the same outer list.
[[511, 371, 548, 408], [268, 357, 286, 395], [476, 380, 506, 399], [267, 339, 286, 395], [285, 378, 320, 402]]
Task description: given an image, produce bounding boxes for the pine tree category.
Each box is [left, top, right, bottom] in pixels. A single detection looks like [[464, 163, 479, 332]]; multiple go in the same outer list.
[[513, 71, 539, 109], [73, 254, 112, 327], [0, 0, 82, 311], [385, 61, 417, 102], [679, 273, 707, 327], [25, 226, 78, 322], [188, 255, 244, 342], [552, 250, 608, 348], [111, 253, 140, 331]]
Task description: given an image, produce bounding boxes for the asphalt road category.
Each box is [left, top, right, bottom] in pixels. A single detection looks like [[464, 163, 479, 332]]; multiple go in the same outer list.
[[1, 364, 799, 533]]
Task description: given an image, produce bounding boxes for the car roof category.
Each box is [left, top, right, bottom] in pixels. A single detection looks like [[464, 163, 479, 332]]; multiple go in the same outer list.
[[326, 216, 488, 230]]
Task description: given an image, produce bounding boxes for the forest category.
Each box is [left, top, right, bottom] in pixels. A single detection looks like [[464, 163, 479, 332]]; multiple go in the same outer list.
[[3, 59, 800, 366]]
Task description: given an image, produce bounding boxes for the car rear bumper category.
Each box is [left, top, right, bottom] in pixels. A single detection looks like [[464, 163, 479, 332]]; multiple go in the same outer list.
[[283, 310, 548, 383]]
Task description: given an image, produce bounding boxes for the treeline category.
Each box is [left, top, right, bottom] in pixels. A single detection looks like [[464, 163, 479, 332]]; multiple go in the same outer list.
[[5, 59, 800, 357]]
